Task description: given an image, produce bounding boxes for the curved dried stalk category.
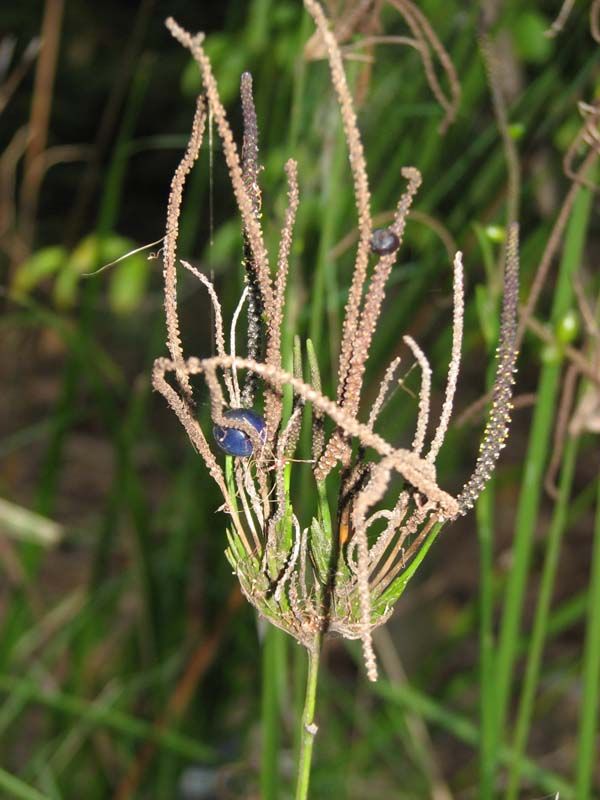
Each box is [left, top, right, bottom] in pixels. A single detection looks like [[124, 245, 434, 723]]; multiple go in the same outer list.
[[368, 356, 402, 430], [154, 354, 459, 518], [545, 0, 577, 37], [315, 167, 422, 481], [343, 166, 422, 417], [304, 0, 376, 60], [427, 252, 464, 461], [303, 0, 373, 405], [310, 0, 461, 132], [180, 260, 235, 404], [388, 0, 460, 132], [264, 159, 300, 442], [341, 35, 421, 60], [403, 335, 432, 456], [367, 492, 410, 570], [163, 95, 206, 399], [456, 224, 519, 514], [563, 102, 600, 191], [165, 18, 274, 320], [230, 287, 249, 406], [545, 0, 600, 43]]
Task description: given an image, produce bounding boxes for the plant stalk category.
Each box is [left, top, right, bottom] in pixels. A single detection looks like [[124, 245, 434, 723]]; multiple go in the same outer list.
[[295, 637, 322, 800], [261, 626, 286, 799]]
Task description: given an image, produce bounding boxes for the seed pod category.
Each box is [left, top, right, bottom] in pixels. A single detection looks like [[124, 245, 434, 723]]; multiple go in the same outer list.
[[370, 228, 400, 255], [213, 408, 267, 457]]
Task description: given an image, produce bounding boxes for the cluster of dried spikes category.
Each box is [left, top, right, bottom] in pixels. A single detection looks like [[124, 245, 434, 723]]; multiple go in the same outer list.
[[152, 1, 520, 681]]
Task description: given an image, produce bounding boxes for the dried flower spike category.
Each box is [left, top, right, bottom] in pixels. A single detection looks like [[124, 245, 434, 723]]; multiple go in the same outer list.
[[154, 5, 518, 694]]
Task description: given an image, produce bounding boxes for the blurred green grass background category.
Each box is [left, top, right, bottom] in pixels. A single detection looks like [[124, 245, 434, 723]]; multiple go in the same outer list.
[[1, 0, 600, 798]]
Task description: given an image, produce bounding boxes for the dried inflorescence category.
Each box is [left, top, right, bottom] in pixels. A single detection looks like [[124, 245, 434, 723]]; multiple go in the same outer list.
[[153, 3, 519, 681]]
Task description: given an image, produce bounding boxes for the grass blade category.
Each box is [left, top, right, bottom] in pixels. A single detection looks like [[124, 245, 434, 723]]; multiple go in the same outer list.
[[0, 769, 49, 800], [495, 173, 596, 738], [505, 434, 579, 798], [574, 477, 600, 797]]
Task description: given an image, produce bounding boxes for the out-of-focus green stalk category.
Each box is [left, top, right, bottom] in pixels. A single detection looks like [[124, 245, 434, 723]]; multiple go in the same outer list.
[[0, 674, 214, 760], [495, 174, 595, 739], [472, 221, 503, 799], [368, 674, 576, 799], [476, 483, 496, 800], [505, 434, 579, 799], [574, 477, 600, 798], [261, 626, 286, 800], [294, 639, 322, 800], [0, 768, 49, 800]]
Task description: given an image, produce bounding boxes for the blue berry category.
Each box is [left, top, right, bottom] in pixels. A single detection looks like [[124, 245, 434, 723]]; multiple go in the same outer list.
[[370, 228, 400, 255], [212, 408, 267, 457]]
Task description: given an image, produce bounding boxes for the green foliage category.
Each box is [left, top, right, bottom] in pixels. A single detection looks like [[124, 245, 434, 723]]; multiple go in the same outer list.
[[12, 234, 149, 314], [512, 11, 553, 64]]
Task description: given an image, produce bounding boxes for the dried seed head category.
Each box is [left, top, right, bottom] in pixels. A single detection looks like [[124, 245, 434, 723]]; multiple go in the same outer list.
[[456, 224, 519, 514], [156, 11, 517, 686], [240, 71, 264, 408]]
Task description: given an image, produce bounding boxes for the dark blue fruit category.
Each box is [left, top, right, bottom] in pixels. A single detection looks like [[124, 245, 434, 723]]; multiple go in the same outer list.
[[370, 228, 400, 255], [212, 408, 267, 457]]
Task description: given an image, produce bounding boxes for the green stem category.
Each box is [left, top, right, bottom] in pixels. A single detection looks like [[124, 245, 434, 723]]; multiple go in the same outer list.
[[495, 173, 595, 738], [505, 434, 579, 800], [0, 768, 49, 800], [574, 477, 600, 798], [261, 626, 286, 800], [295, 638, 322, 800], [476, 483, 496, 799]]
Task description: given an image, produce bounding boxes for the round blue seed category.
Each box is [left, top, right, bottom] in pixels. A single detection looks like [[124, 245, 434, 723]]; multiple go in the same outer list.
[[370, 228, 400, 255], [212, 408, 267, 457]]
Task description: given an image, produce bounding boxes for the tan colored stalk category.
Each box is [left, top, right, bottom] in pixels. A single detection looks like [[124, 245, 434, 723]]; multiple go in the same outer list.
[[403, 335, 432, 456], [154, 354, 458, 517], [457, 224, 520, 513], [303, 0, 373, 401], [368, 356, 402, 430], [264, 159, 300, 440], [165, 18, 274, 319], [427, 252, 464, 461], [180, 260, 234, 403], [163, 95, 206, 399], [388, 0, 460, 132]]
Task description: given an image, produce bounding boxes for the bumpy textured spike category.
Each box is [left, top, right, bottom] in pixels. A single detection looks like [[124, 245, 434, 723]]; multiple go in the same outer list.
[[163, 95, 206, 400], [426, 251, 464, 462], [263, 159, 300, 441], [403, 335, 432, 456], [157, 13, 522, 687], [456, 224, 520, 514], [240, 71, 265, 408]]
